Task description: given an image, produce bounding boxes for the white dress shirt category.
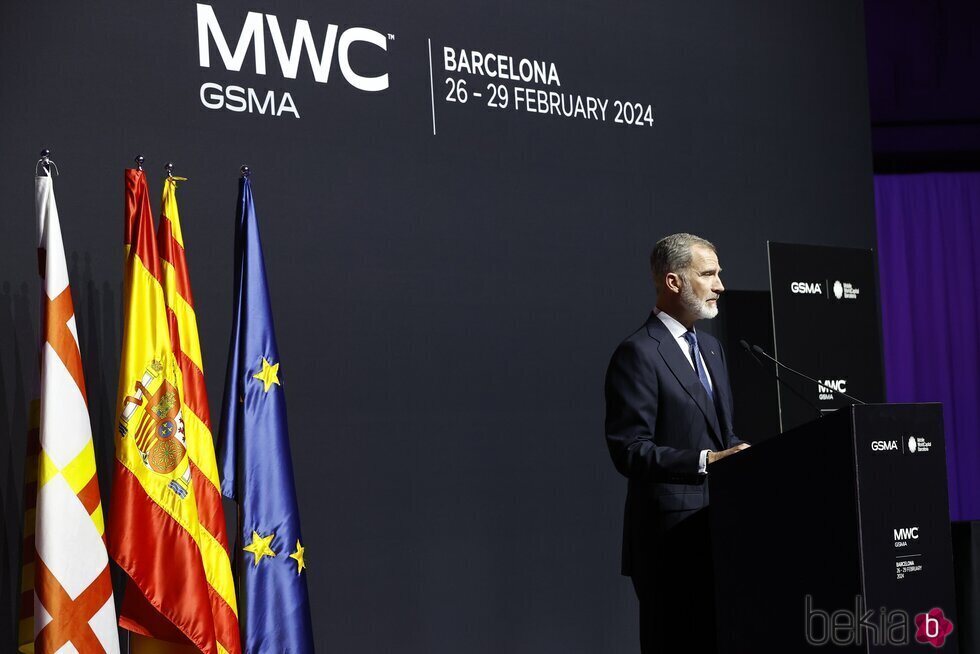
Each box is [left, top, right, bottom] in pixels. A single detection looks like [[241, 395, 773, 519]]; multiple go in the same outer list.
[[655, 309, 713, 474]]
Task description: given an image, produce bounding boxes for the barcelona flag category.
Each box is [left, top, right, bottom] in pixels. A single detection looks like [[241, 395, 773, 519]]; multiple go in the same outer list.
[[218, 172, 314, 653], [23, 170, 119, 654]]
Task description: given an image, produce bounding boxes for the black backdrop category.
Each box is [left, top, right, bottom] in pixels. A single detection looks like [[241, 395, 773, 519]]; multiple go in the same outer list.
[[0, 1, 875, 652]]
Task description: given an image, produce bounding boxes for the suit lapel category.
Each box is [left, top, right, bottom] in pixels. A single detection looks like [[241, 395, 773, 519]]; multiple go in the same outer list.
[[646, 315, 724, 448]]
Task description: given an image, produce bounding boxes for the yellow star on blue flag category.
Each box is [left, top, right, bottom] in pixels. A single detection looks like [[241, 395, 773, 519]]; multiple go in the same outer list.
[[252, 357, 280, 392], [289, 540, 307, 574], [243, 531, 277, 565]]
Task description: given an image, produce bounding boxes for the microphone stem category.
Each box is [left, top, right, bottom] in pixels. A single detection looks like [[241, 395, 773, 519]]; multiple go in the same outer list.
[[754, 347, 867, 406], [772, 370, 823, 420]]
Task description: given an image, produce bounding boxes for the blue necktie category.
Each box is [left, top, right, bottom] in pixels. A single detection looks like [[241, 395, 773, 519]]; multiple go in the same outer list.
[[683, 331, 714, 400]]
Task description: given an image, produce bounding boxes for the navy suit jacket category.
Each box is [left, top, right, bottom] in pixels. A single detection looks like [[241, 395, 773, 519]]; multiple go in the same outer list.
[[605, 312, 742, 577]]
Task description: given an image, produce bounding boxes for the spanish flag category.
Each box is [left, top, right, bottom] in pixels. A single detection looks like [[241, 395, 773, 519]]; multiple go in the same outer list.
[[108, 169, 240, 654]]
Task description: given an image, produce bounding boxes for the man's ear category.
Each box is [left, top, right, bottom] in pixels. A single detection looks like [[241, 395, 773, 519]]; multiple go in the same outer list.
[[664, 272, 683, 294]]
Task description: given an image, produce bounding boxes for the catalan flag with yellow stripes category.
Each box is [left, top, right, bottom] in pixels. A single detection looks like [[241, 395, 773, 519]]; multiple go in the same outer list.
[[108, 169, 240, 654], [156, 175, 241, 653], [20, 172, 119, 653]]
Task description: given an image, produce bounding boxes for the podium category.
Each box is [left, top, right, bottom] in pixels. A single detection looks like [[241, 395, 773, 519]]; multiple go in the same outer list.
[[710, 404, 958, 652]]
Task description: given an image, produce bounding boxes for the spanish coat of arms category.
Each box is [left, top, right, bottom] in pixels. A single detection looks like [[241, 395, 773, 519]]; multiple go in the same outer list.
[[118, 358, 192, 497]]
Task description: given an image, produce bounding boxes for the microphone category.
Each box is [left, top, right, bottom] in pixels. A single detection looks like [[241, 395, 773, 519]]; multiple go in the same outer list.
[[738, 339, 761, 364], [748, 343, 867, 406], [739, 340, 822, 419]]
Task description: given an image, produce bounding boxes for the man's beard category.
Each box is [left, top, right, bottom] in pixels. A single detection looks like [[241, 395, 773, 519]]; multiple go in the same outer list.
[[680, 279, 719, 320]]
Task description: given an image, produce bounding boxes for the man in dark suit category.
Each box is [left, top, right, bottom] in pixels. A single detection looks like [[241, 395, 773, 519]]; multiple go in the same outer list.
[[605, 233, 749, 653]]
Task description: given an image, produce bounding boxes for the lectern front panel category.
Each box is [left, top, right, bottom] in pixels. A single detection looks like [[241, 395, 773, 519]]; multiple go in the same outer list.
[[853, 404, 958, 653]]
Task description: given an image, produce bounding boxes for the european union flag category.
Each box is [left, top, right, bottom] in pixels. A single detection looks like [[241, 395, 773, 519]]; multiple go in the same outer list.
[[218, 171, 315, 654]]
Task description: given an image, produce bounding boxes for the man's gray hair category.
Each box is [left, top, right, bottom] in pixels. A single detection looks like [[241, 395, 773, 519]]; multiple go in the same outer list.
[[650, 233, 716, 290]]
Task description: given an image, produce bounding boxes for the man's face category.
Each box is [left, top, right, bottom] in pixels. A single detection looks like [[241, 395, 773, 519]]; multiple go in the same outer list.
[[679, 244, 724, 320]]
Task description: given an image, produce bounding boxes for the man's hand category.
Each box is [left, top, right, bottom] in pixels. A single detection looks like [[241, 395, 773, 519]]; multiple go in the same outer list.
[[706, 443, 750, 466]]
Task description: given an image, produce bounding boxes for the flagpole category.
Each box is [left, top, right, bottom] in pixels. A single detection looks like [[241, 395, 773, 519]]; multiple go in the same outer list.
[[236, 164, 249, 642], [236, 499, 243, 624], [126, 155, 140, 654]]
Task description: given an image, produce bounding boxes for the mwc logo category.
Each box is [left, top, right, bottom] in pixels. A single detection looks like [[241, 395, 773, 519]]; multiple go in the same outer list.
[[818, 379, 847, 394], [195, 4, 391, 118], [197, 4, 390, 91], [894, 527, 919, 541], [817, 378, 847, 401]]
